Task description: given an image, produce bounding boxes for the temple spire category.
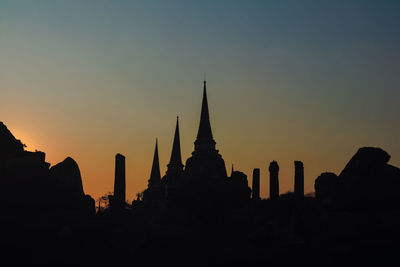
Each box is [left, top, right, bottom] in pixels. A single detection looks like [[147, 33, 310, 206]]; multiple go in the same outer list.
[[194, 81, 216, 152], [149, 139, 161, 185], [167, 116, 183, 170]]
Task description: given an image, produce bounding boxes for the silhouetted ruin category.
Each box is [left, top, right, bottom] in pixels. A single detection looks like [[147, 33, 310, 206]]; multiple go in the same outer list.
[[0, 122, 24, 161], [161, 117, 184, 205], [294, 160, 304, 197], [143, 140, 163, 208], [50, 157, 95, 213], [314, 147, 400, 210], [2, 85, 400, 267], [252, 168, 260, 200], [230, 169, 251, 204], [141, 81, 249, 209], [314, 171, 338, 202], [112, 153, 126, 209], [339, 147, 400, 204], [184, 81, 228, 182], [269, 160, 279, 199], [0, 122, 94, 214]]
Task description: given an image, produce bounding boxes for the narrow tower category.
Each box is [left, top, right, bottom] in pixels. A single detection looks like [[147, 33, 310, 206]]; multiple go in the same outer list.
[[252, 168, 260, 200], [294, 161, 304, 197], [113, 153, 126, 208], [269, 161, 279, 199]]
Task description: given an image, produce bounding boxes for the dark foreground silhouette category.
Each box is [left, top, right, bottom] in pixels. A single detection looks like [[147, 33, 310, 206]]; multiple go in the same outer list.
[[2, 122, 400, 266], [1, 83, 400, 266]]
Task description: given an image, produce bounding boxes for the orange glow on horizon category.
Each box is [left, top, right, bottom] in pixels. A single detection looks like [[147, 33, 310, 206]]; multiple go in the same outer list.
[[7, 127, 36, 152]]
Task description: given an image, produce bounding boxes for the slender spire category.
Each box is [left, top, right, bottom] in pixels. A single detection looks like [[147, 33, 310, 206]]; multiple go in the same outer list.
[[231, 164, 234, 176], [194, 81, 216, 152], [167, 116, 183, 170], [149, 139, 161, 184]]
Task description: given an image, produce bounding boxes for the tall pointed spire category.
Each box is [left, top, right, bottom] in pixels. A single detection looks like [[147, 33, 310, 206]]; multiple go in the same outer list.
[[149, 139, 161, 186], [185, 80, 228, 181], [194, 81, 216, 152], [167, 116, 183, 171]]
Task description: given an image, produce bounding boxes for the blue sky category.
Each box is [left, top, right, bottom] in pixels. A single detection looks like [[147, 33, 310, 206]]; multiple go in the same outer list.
[[1, 1, 399, 199]]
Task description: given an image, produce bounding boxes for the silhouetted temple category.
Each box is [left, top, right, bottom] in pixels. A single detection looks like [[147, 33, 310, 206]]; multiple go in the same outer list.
[[142, 81, 251, 207], [148, 140, 161, 188], [184, 81, 228, 181], [143, 140, 163, 206], [162, 117, 184, 203]]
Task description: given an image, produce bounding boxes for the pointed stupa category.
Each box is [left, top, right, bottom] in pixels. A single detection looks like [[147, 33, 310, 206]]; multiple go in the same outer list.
[[185, 80, 227, 180], [148, 139, 161, 187], [194, 81, 216, 152], [231, 164, 234, 177], [167, 117, 183, 172]]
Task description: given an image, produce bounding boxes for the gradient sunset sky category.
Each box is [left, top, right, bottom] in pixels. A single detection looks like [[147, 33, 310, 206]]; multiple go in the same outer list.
[[1, 1, 399, 201]]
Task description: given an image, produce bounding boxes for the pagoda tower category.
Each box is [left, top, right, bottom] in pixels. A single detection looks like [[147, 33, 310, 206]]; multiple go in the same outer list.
[[166, 117, 184, 176], [144, 139, 163, 206], [148, 139, 161, 188], [184, 81, 227, 181], [163, 117, 185, 201]]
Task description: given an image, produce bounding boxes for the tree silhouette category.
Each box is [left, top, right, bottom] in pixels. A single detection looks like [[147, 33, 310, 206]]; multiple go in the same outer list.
[[96, 192, 112, 212]]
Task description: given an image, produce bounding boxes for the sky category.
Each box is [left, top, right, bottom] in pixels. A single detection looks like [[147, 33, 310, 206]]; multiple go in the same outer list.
[[1, 0, 399, 201]]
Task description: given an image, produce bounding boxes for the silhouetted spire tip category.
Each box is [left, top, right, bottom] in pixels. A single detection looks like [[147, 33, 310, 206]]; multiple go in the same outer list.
[[168, 115, 183, 168], [195, 79, 214, 145], [149, 139, 161, 183]]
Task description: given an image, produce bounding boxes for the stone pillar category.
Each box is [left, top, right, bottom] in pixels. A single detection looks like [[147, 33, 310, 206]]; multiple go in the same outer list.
[[294, 161, 304, 197], [252, 168, 260, 200], [113, 153, 126, 207], [269, 161, 279, 199]]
